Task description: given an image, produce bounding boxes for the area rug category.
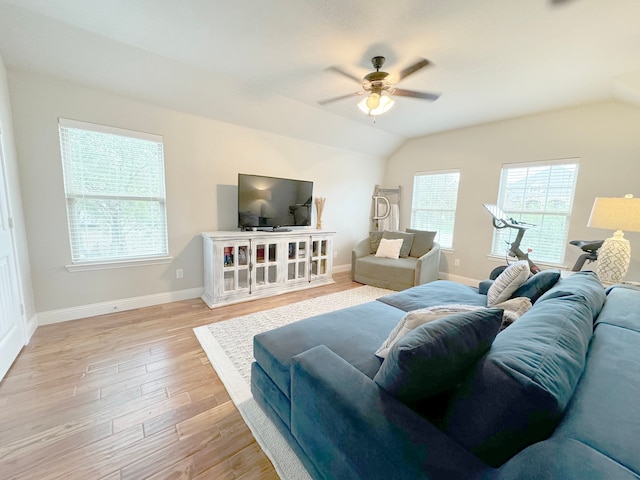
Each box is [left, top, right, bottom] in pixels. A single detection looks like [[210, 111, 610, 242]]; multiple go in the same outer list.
[[193, 285, 392, 479]]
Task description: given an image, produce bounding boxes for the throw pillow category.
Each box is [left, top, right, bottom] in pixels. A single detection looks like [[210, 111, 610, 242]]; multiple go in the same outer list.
[[375, 238, 403, 259], [369, 231, 384, 254], [511, 269, 561, 303], [376, 304, 483, 359], [374, 309, 503, 407], [487, 260, 531, 306], [375, 299, 532, 358], [382, 231, 415, 258], [406, 228, 437, 257]]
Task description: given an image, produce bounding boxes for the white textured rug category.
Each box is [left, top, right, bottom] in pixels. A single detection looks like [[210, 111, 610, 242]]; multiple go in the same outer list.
[[193, 285, 392, 479]]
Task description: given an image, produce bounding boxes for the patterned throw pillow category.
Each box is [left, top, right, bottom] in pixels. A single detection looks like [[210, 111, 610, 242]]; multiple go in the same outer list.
[[487, 260, 531, 306]]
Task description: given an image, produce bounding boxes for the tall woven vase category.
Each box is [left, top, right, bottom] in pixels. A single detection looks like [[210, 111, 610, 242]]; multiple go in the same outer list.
[[315, 197, 326, 229]]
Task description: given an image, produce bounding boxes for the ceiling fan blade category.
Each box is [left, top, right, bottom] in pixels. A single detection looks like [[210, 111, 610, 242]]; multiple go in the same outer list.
[[325, 66, 361, 83], [393, 88, 440, 101], [317, 91, 362, 105], [397, 58, 431, 82]]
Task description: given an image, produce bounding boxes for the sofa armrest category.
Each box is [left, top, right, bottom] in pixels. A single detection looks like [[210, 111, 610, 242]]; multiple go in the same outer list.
[[351, 237, 371, 280], [414, 242, 441, 286], [290, 345, 491, 480]]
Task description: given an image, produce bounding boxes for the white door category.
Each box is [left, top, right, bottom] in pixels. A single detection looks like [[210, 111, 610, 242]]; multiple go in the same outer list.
[[0, 133, 24, 381]]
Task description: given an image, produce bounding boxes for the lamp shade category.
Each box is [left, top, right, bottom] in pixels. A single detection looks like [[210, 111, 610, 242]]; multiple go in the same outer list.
[[587, 195, 640, 232], [587, 194, 640, 285]]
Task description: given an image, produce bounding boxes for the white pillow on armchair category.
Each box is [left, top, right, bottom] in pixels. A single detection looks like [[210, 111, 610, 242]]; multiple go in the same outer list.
[[375, 238, 404, 259]]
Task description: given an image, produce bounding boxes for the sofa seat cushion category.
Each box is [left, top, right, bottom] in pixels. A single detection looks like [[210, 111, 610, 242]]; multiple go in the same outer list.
[[442, 272, 606, 467], [355, 254, 417, 287], [551, 294, 640, 475], [596, 285, 640, 333], [378, 280, 488, 312], [496, 438, 640, 480], [253, 301, 404, 404]]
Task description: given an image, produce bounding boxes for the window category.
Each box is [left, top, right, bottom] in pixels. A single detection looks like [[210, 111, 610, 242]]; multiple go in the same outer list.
[[410, 170, 460, 249], [59, 118, 169, 265], [491, 159, 579, 265]]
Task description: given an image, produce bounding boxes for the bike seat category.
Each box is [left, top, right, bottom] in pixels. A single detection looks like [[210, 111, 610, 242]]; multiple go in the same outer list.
[[570, 239, 604, 252]]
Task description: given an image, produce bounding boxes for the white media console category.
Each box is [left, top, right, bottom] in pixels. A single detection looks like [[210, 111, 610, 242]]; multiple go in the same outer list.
[[201, 229, 335, 308]]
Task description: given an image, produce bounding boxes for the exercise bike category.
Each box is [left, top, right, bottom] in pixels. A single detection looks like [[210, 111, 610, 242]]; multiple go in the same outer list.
[[569, 239, 603, 271], [483, 204, 541, 279]]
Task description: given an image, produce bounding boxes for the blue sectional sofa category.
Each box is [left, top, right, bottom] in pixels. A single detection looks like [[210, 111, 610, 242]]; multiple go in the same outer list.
[[251, 271, 640, 479]]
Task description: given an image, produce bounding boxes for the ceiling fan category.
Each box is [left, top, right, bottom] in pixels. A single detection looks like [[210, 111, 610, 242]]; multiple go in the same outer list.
[[318, 56, 440, 116]]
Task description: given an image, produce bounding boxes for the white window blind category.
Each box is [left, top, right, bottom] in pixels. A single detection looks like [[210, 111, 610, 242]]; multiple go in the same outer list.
[[59, 118, 169, 264], [491, 159, 579, 264], [410, 170, 460, 249]]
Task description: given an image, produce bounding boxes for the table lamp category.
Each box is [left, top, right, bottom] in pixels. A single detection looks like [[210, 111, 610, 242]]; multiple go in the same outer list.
[[587, 194, 640, 284]]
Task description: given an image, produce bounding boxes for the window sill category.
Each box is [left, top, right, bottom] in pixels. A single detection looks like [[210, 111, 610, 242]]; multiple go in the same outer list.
[[66, 256, 174, 272], [486, 254, 567, 270]]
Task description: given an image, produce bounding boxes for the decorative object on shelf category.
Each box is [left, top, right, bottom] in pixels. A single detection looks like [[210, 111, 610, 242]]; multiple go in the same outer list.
[[315, 197, 326, 229], [587, 194, 640, 284]]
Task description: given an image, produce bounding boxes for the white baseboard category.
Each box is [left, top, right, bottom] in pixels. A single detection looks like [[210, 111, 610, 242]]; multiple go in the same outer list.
[[438, 272, 481, 287], [37, 287, 203, 325], [25, 314, 38, 342], [333, 263, 351, 274]]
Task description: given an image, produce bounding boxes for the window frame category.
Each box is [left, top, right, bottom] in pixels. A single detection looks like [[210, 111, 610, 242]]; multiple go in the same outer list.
[[58, 118, 171, 271], [410, 169, 461, 250], [489, 158, 579, 266]]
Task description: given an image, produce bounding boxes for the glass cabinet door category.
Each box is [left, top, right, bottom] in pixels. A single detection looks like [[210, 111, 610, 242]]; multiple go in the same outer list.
[[252, 240, 279, 291], [310, 235, 332, 281], [286, 239, 309, 284], [220, 241, 251, 294]]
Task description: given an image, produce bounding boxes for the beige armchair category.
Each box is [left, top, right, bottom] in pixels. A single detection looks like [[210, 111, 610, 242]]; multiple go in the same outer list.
[[351, 230, 441, 291]]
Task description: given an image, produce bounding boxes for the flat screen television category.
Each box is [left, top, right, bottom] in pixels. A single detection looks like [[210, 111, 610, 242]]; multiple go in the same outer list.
[[237, 173, 313, 229]]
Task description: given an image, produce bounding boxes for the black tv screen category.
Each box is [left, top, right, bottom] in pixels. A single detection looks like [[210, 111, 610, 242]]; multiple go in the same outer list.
[[237, 174, 313, 229]]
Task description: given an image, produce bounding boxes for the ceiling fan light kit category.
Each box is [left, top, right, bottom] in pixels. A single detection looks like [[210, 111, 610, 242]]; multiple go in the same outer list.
[[358, 92, 395, 116], [320, 55, 440, 118]]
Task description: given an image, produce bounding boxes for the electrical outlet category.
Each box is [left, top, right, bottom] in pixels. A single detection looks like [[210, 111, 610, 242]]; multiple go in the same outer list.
[[333, 250, 338, 259], [176, 268, 184, 279], [454, 259, 460, 267]]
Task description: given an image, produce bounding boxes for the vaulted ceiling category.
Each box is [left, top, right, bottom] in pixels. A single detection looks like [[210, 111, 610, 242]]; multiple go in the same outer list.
[[1, 0, 640, 157]]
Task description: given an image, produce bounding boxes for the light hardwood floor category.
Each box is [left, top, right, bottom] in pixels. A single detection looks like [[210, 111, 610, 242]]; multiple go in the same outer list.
[[0, 271, 361, 479]]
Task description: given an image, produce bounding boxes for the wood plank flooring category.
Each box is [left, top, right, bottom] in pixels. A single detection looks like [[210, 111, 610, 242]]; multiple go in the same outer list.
[[0, 271, 361, 479]]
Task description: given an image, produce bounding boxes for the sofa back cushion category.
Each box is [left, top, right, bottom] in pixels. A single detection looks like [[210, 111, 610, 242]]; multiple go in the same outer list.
[[382, 230, 415, 258], [406, 228, 436, 257], [369, 231, 384, 254], [535, 271, 606, 318], [442, 271, 605, 466]]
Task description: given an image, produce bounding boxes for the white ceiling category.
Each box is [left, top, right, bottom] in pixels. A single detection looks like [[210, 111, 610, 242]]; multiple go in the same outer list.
[[1, 0, 640, 157]]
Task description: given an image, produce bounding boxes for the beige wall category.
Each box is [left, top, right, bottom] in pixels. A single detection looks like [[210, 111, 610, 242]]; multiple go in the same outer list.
[[385, 101, 640, 282], [0, 56, 36, 328], [9, 71, 385, 314]]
